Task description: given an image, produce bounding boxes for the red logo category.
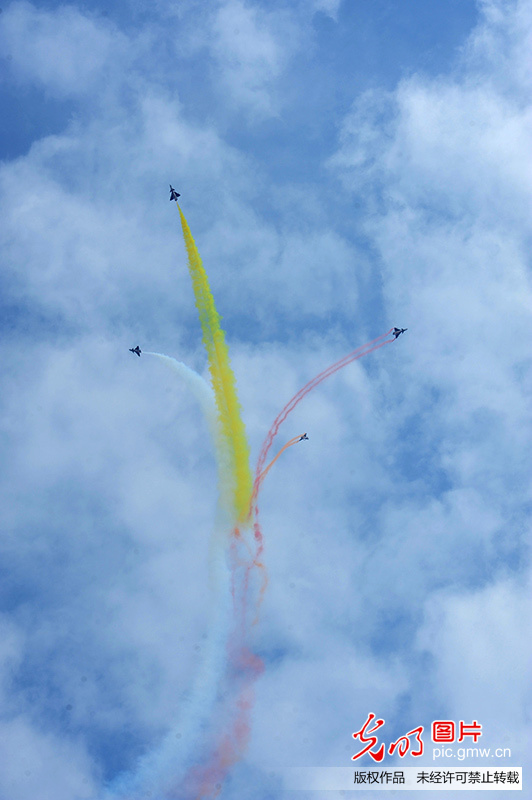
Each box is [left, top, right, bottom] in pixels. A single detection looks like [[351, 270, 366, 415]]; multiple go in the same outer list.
[[352, 716, 483, 761], [352, 714, 425, 761], [430, 720, 482, 743], [432, 721, 456, 742], [388, 726, 424, 757], [458, 720, 482, 743], [352, 713, 386, 762]]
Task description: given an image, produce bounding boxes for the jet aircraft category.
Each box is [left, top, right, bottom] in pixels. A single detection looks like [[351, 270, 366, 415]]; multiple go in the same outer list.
[[169, 185, 181, 202], [392, 328, 407, 339], [299, 433, 309, 441], [129, 346, 141, 357]]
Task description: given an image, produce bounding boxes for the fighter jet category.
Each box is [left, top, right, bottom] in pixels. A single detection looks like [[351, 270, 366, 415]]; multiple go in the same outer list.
[[299, 433, 309, 441], [392, 328, 407, 339], [129, 346, 141, 357], [169, 185, 181, 202]]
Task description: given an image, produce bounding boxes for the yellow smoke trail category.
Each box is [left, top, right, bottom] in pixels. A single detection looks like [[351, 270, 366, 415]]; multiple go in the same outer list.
[[176, 205, 253, 523]]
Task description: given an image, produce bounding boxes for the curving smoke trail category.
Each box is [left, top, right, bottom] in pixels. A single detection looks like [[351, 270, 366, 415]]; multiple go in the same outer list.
[[255, 434, 305, 491], [106, 207, 259, 799], [107, 201, 397, 799], [176, 206, 253, 524], [105, 356, 236, 800], [253, 329, 394, 498], [144, 353, 234, 530], [106, 575, 233, 800], [247, 331, 395, 621], [168, 207, 262, 799]]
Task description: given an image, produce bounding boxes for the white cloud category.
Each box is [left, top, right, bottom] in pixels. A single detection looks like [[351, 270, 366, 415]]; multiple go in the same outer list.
[[416, 578, 532, 764], [0, 616, 24, 707], [209, 0, 301, 118], [0, 717, 97, 800], [329, 0, 532, 495], [0, 1, 129, 98], [325, 0, 532, 777], [466, 0, 532, 97], [312, 0, 341, 20], [332, 82, 532, 231], [0, 0, 530, 797]]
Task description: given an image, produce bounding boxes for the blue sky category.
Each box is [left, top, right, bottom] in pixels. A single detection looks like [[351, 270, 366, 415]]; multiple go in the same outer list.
[[0, 1, 531, 798]]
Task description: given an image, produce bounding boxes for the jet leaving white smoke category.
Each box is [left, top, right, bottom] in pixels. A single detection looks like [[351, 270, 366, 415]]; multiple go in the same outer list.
[[104, 354, 235, 800]]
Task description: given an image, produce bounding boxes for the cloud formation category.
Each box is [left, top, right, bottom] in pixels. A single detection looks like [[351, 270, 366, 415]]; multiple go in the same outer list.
[[0, 0, 530, 797], [0, 2, 129, 98]]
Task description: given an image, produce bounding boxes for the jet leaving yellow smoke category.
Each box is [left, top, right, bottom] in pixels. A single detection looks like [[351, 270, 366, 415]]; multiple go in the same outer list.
[[176, 205, 253, 523]]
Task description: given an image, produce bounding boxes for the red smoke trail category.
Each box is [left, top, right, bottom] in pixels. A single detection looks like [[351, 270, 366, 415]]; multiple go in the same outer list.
[[177, 331, 393, 799], [252, 329, 393, 511], [173, 680, 261, 800], [198, 678, 261, 799], [175, 549, 265, 800], [255, 434, 304, 490], [245, 330, 394, 617]]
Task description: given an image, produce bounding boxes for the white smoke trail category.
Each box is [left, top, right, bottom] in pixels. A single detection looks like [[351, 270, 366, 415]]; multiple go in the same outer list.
[[145, 354, 234, 529], [105, 554, 232, 799], [104, 354, 236, 799]]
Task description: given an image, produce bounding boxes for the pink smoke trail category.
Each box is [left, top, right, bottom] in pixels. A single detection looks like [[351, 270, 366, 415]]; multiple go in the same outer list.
[[244, 330, 394, 618], [167, 330, 394, 799], [252, 329, 394, 513], [170, 541, 265, 800]]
